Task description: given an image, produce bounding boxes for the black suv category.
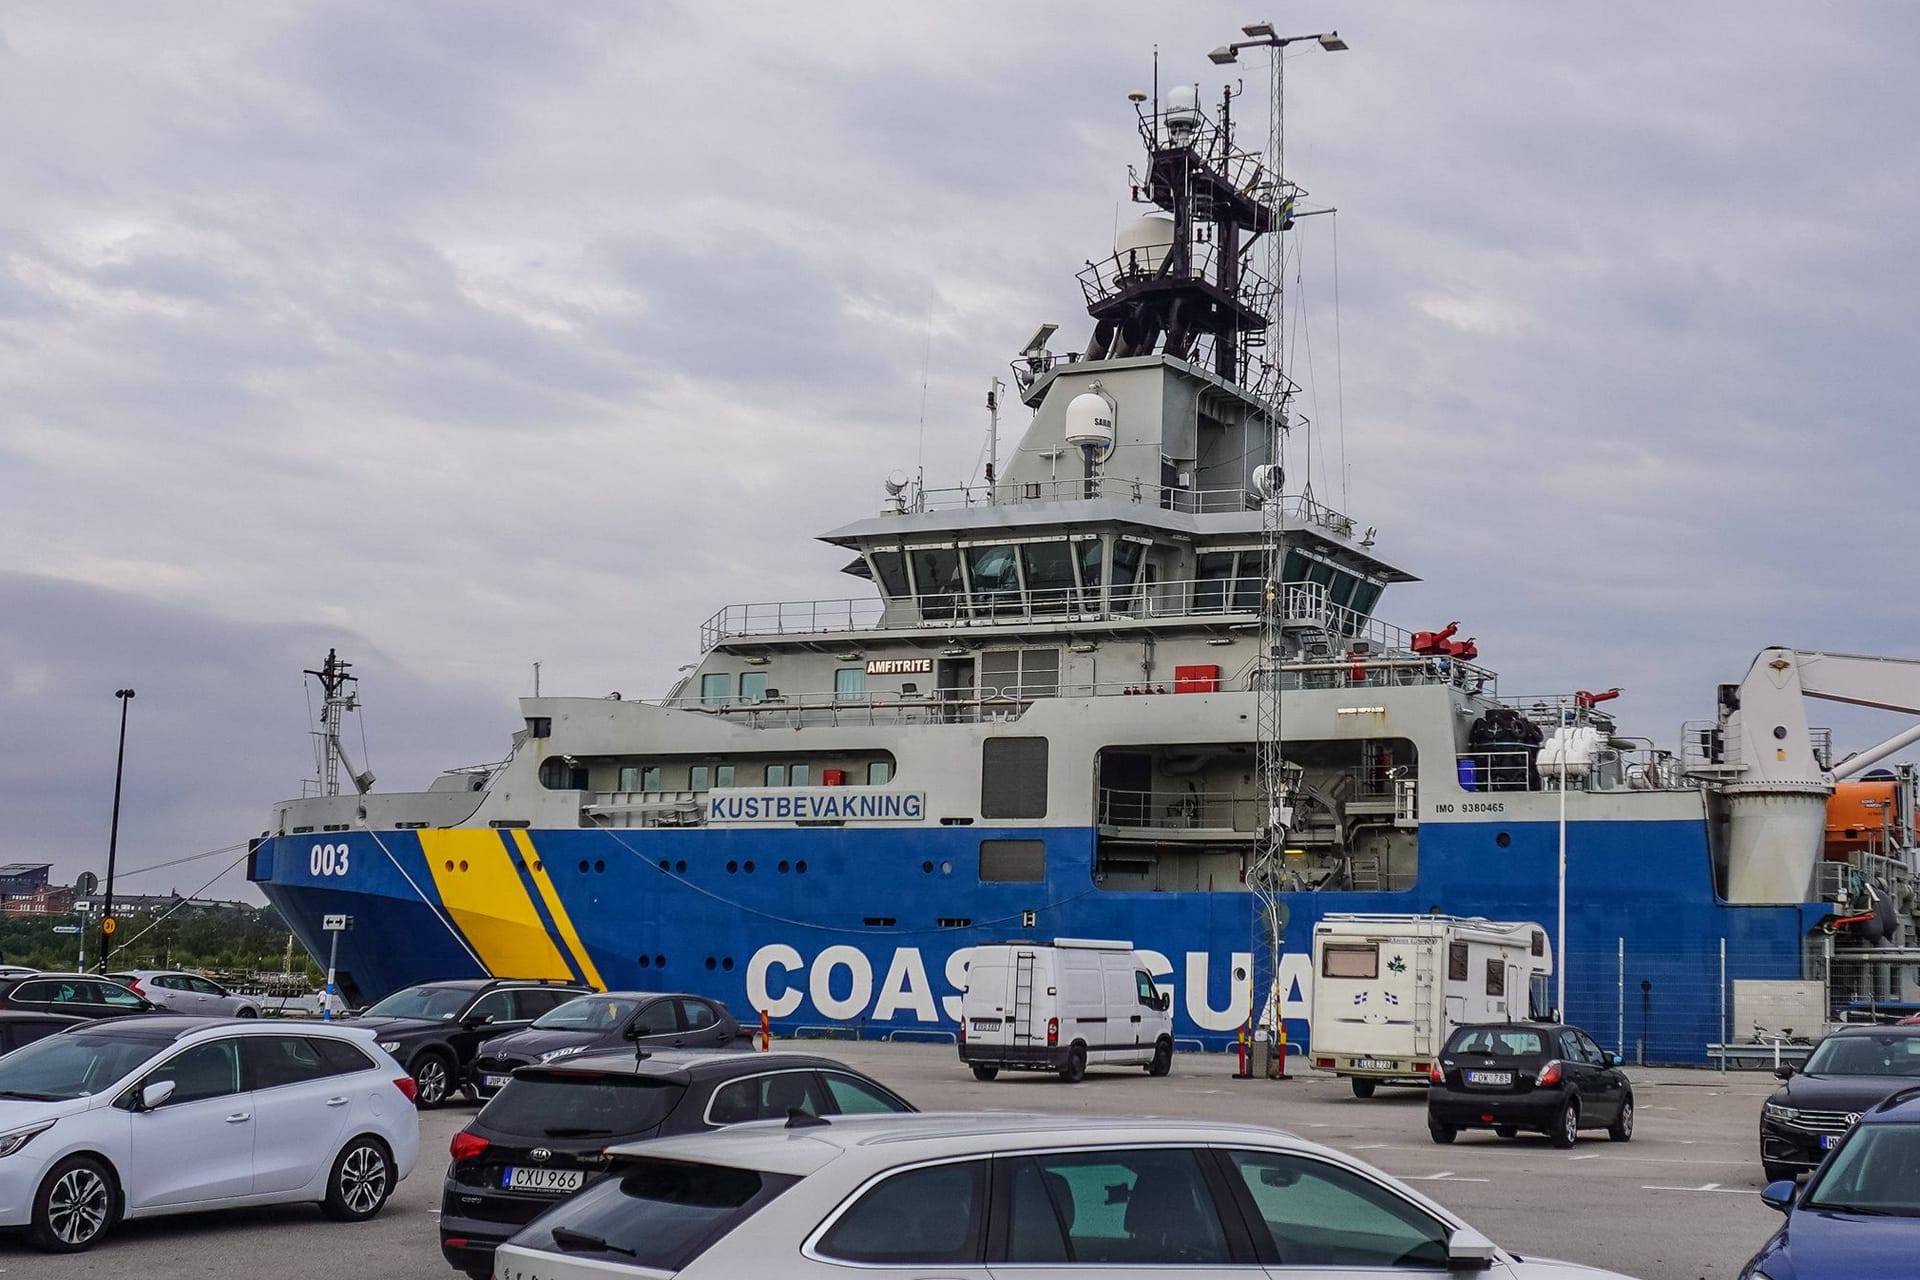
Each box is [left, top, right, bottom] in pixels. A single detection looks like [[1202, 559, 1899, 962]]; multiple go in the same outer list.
[[469, 991, 742, 1098], [0, 972, 158, 1020], [1760, 1024, 1920, 1180], [356, 978, 589, 1106], [438, 1049, 914, 1278]]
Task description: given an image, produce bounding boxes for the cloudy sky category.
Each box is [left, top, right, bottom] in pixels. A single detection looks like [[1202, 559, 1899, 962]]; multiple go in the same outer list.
[[3, 2, 1917, 903]]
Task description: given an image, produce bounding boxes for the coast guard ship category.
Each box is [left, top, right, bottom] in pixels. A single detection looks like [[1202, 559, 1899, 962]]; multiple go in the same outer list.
[[247, 41, 1920, 1061]]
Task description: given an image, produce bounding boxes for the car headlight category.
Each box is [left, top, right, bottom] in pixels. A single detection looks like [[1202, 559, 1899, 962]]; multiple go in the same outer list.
[[378, 1040, 401, 1052], [0, 1122, 54, 1158], [1763, 1102, 1799, 1122], [538, 1045, 587, 1063]]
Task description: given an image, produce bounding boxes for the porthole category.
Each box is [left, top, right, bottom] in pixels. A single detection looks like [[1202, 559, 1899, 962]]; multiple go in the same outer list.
[[795, 860, 808, 873], [594, 859, 606, 873], [722, 957, 734, 971], [659, 859, 670, 871], [940, 860, 952, 875], [638, 955, 651, 969], [675, 859, 688, 873], [743, 860, 755, 874], [778, 860, 790, 873], [921, 860, 934, 874], [726, 860, 739, 874], [705, 957, 717, 970], [654, 954, 666, 968], [1495, 831, 1512, 849], [458, 860, 469, 872], [578, 859, 590, 873]]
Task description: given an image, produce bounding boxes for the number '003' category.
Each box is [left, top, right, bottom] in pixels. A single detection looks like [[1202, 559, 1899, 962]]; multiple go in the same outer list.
[[309, 843, 350, 876]]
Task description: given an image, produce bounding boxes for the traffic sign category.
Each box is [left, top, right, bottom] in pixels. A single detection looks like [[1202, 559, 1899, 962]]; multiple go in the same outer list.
[[322, 914, 354, 931], [101, 916, 117, 936], [51, 925, 80, 935], [75, 872, 99, 896]]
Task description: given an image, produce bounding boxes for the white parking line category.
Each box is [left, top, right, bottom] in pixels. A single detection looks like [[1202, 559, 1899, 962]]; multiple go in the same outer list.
[[1642, 1182, 1760, 1195], [1396, 1171, 1491, 1183]]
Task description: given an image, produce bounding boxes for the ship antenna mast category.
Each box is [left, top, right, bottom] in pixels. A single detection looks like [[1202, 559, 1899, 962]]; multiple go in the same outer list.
[[1208, 22, 1349, 1062], [304, 648, 374, 797]]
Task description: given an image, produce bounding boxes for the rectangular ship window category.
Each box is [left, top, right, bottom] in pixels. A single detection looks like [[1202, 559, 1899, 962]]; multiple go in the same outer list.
[[979, 840, 1045, 883], [1321, 944, 1378, 980], [981, 737, 1048, 819], [868, 761, 892, 785]]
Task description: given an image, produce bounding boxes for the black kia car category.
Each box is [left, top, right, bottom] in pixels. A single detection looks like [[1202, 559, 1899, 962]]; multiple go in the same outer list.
[[1760, 1024, 1920, 1180], [1427, 1021, 1634, 1147], [468, 991, 741, 1099], [438, 1049, 915, 1278], [354, 978, 590, 1106]]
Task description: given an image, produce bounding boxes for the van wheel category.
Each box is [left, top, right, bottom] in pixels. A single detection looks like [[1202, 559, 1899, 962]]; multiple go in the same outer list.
[[1351, 1078, 1377, 1099], [971, 1065, 999, 1081], [1058, 1044, 1087, 1083], [1147, 1038, 1173, 1077]]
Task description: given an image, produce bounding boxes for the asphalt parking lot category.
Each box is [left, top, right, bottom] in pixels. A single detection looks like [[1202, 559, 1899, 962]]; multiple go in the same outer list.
[[7, 1042, 1783, 1280]]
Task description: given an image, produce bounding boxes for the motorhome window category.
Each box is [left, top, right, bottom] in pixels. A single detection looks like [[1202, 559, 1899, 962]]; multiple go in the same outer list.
[[1485, 959, 1505, 997], [689, 766, 710, 792], [766, 764, 788, 787], [791, 764, 810, 787], [979, 839, 1045, 882], [835, 668, 867, 701], [641, 766, 662, 791], [1531, 930, 1546, 957], [910, 548, 962, 616], [1530, 974, 1552, 1021], [1322, 944, 1378, 979], [871, 550, 909, 598], [1194, 553, 1234, 611], [700, 674, 730, 707], [982, 737, 1049, 819], [1021, 542, 1076, 611], [1448, 942, 1469, 982], [868, 761, 892, 785], [714, 765, 735, 787], [739, 672, 769, 704], [968, 544, 1021, 611], [619, 767, 641, 792]]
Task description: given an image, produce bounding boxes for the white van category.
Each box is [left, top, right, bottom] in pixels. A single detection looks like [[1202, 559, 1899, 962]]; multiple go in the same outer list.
[[958, 938, 1174, 1082], [1309, 914, 1553, 1097]]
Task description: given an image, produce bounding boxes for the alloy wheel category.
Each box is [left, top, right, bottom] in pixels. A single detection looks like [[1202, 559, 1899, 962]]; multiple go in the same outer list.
[[47, 1168, 109, 1246], [415, 1058, 449, 1105], [339, 1145, 389, 1215]]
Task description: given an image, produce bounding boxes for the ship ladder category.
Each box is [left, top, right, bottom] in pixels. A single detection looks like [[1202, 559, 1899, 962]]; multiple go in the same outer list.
[[1013, 951, 1036, 1043]]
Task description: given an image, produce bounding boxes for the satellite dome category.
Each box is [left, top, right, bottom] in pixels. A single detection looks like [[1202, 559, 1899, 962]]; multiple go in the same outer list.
[[1165, 84, 1200, 142], [1064, 392, 1115, 451], [1115, 212, 1175, 273]]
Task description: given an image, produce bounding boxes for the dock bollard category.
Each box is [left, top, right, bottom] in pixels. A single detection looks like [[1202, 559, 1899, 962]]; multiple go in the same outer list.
[[759, 1009, 771, 1052]]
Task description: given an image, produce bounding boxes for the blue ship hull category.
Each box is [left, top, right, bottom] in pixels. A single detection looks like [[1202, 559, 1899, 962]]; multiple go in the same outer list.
[[251, 814, 1827, 1063]]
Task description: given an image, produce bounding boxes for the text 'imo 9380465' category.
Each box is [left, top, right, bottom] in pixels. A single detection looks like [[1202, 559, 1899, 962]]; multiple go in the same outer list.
[[247, 37, 1920, 1062]]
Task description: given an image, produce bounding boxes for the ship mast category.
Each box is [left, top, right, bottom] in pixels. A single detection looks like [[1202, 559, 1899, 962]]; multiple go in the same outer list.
[[305, 648, 373, 797]]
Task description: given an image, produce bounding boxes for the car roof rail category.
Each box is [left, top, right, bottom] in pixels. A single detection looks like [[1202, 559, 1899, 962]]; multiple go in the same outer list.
[[786, 1109, 831, 1130], [1868, 1083, 1920, 1114]]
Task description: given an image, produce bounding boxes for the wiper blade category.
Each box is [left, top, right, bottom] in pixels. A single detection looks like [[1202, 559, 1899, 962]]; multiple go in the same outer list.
[[1810, 1202, 1903, 1216], [550, 1226, 636, 1256], [0, 1090, 62, 1101], [543, 1126, 613, 1136]]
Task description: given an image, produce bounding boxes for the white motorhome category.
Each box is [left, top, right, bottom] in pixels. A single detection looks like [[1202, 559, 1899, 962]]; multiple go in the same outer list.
[[958, 938, 1174, 1082], [1309, 914, 1553, 1096]]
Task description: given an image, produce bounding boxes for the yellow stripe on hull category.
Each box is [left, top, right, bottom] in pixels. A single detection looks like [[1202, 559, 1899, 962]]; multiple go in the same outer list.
[[511, 830, 607, 991], [419, 830, 575, 980]]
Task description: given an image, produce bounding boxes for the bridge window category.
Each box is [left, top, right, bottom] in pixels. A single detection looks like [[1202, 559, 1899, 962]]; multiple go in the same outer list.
[[1076, 537, 1103, 599], [739, 672, 769, 704], [1231, 552, 1265, 611], [1194, 552, 1234, 611], [700, 674, 730, 707], [871, 549, 909, 598], [910, 547, 961, 618], [835, 668, 867, 701], [968, 544, 1020, 611], [1021, 542, 1076, 613]]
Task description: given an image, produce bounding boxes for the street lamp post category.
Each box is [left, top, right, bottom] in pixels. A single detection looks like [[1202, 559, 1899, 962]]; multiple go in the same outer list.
[[1207, 24, 1348, 66], [100, 688, 134, 969]]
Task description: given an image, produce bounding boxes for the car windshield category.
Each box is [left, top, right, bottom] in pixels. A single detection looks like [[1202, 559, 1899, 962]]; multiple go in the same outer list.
[[1446, 1028, 1545, 1056], [362, 986, 474, 1021], [1805, 1124, 1920, 1215], [0, 1032, 165, 1100], [481, 1073, 683, 1138], [1803, 1035, 1920, 1077], [534, 996, 645, 1031]]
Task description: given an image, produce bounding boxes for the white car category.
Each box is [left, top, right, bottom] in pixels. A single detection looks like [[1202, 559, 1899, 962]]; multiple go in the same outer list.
[[494, 1113, 1640, 1279], [0, 1014, 419, 1251], [105, 970, 263, 1018]]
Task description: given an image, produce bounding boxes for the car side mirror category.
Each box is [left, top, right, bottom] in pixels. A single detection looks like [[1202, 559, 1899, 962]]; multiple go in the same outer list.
[[1607, 1052, 1624, 1067], [624, 1024, 643, 1040], [1158, 994, 1171, 1011], [1445, 1224, 1498, 1271], [1761, 1180, 1797, 1213], [139, 1080, 176, 1112], [1774, 1066, 1796, 1080]]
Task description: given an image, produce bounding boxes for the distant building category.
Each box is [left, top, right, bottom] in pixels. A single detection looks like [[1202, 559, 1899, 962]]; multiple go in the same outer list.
[[0, 863, 51, 899], [0, 884, 75, 916]]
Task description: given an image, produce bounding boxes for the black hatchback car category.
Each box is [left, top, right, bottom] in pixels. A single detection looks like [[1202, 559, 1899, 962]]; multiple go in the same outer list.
[[438, 1049, 914, 1278], [1760, 1024, 1920, 1181], [0, 972, 158, 1020], [354, 978, 590, 1107], [1427, 1021, 1633, 1147], [468, 991, 741, 1099]]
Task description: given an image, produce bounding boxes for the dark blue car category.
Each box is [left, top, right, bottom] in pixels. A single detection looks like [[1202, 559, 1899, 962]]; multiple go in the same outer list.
[[1742, 1085, 1920, 1280]]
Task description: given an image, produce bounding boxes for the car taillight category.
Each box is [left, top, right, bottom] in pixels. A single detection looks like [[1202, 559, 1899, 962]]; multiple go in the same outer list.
[[957, 1022, 965, 1043], [1047, 1016, 1059, 1047], [1536, 1060, 1562, 1087], [449, 1130, 490, 1162], [393, 1075, 418, 1102], [127, 979, 145, 996], [1429, 1061, 1445, 1084]]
